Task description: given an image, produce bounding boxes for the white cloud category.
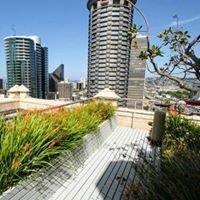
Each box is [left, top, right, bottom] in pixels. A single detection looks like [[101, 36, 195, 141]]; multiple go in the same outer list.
[[169, 15, 200, 27]]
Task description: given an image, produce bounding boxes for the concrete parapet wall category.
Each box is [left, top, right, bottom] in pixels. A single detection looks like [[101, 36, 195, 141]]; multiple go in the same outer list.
[[116, 108, 153, 131], [83, 116, 117, 157], [116, 108, 200, 130], [0, 99, 20, 112]]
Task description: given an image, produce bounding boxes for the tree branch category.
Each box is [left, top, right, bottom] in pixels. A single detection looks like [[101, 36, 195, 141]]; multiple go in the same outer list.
[[149, 56, 197, 92], [186, 34, 200, 53]]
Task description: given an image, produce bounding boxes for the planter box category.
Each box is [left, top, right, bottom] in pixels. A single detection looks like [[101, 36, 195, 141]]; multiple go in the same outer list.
[[0, 116, 117, 200], [83, 115, 117, 157]]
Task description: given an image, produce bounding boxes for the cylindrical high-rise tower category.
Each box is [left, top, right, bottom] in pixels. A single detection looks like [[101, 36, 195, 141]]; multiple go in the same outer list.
[[87, 0, 137, 101]]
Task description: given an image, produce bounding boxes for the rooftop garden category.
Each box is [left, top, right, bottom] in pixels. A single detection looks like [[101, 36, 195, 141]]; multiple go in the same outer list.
[[0, 101, 115, 194]]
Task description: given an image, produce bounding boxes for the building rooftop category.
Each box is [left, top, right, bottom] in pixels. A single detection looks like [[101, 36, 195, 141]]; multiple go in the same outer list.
[[8, 85, 30, 93], [94, 88, 120, 100]]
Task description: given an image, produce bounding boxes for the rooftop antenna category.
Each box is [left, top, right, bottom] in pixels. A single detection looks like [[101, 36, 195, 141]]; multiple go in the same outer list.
[[173, 15, 179, 29], [11, 24, 16, 36]]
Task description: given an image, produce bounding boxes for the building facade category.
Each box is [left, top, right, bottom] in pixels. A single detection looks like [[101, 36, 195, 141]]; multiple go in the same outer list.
[[41, 47, 49, 99], [49, 64, 64, 93], [4, 36, 48, 98], [87, 0, 136, 103], [58, 81, 72, 100], [0, 79, 3, 89], [127, 35, 147, 108]]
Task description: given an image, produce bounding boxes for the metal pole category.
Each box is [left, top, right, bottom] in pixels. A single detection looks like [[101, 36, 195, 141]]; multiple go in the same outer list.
[[127, 0, 150, 37], [131, 112, 134, 128]]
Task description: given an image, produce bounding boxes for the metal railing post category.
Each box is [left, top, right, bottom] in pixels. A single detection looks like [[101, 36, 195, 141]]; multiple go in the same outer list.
[[131, 112, 134, 128]]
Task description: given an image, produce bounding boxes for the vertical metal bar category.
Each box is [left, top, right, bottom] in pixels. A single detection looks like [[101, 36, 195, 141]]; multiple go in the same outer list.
[[142, 100, 144, 110], [131, 112, 134, 128]]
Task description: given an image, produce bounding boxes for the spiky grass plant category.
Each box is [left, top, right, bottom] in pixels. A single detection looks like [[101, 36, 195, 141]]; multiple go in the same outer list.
[[0, 101, 115, 194]]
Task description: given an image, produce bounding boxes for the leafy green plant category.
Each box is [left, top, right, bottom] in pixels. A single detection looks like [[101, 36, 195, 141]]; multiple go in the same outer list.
[[127, 116, 200, 200], [165, 116, 200, 152], [130, 151, 200, 200]]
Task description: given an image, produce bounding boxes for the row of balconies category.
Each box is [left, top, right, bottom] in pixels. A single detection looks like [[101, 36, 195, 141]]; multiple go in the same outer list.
[[91, 21, 130, 29], [90, 25, 129, 33], [93, 42, 129, 48], [5, 44, 32, 48], [90, 40, 128, 47], [5, 47, 32, 52], [96, 16, 130, 23], [90, 4, 131, 13], [91, 8, 130, 19], [91, 18, 129, 26]]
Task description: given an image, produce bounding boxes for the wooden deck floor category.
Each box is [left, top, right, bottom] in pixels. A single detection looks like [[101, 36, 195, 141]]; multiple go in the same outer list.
[[0, 127, 150, 200], [50, 127, 149, 200]]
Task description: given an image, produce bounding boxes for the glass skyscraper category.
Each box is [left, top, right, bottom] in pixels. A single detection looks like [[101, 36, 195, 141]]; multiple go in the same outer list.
[[4, 36, 48, 98]]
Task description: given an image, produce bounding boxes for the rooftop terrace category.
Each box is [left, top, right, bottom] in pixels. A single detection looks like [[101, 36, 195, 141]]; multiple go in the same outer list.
[[0, 86, 199, 199]]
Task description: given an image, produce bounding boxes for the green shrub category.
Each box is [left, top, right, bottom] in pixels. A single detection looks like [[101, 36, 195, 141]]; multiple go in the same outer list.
[[128, 116, 200, 200], [130, 151, 200, 200], [0, 101, 115, 194], [165, 116, 200, 152], [85, 101, 115, 122]]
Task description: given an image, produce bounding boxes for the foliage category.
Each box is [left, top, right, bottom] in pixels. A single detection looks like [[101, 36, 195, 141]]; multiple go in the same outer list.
[[128, 24, 142, 41], [0, 101, 115, 194], [128, 116, 200, 199], [130, 151, 200, 200], [165, 116, 200, 152], [85, 100, 115, 122], [159, 90, 191, 99], [129, 24, 200, 93]]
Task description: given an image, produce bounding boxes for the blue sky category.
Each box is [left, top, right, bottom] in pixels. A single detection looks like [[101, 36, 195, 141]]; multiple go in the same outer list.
[[0, 0, 199, 80]]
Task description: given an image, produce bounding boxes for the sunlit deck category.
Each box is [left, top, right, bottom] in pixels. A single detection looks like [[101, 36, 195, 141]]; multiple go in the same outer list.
[[0, 127, 150, 200]]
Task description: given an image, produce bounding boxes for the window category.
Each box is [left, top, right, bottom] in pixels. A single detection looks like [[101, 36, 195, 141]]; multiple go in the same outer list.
[[113, 0, 120, 5], [100, 0, 109, 6], [124, 0, 129, 6], [93, 2, 97, 10]]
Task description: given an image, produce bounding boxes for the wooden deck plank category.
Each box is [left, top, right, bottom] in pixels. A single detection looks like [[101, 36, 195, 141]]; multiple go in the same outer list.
[[49, 127, 126, 200], [52, 127, 130, 200], [21, 128, 122, 200], [113, 130, 148, 200], [103, 129, 144, 200], [88, 129, 141, 200], [74, 128, 136, 200]]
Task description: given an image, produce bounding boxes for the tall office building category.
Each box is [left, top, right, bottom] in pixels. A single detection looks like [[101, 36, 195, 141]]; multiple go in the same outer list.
[[4, 36, 37, 97], [4, 36, 48, 98], [80, 77, 87, 89], [87, 0, 136, 102], [0, 79, 3, 89], [49, 64, 64, 92], [127, 35, 147, 108], [41, 47, 49, 99]]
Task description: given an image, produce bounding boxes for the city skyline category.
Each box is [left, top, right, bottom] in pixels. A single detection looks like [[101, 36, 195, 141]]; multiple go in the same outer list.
[[0, 0, 200, 80]]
